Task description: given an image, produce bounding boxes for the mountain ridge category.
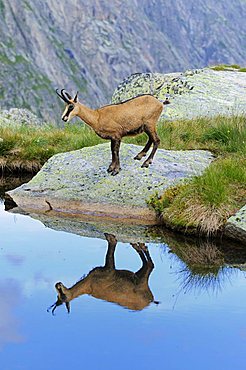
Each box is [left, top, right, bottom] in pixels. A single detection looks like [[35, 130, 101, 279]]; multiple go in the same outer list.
[[0, 0, 245, 120]]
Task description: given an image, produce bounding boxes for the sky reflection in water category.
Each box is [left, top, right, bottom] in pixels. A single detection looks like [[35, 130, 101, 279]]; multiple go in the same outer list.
[[0, 198, 245, 370]]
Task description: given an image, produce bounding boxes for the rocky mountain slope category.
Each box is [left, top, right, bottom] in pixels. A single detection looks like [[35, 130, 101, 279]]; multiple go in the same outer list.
[[0, 0, 245, 121]]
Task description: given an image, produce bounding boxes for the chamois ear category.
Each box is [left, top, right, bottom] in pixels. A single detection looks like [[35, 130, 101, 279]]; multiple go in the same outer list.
[[73, 91, 79, 103]]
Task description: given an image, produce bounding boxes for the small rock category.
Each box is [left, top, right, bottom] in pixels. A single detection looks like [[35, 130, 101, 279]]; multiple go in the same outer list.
[[225, 205, 246, 244]]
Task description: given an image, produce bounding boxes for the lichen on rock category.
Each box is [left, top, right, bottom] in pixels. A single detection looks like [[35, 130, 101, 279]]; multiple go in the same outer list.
[[8, 143, 214, 223], [112, 68, 246, 120]]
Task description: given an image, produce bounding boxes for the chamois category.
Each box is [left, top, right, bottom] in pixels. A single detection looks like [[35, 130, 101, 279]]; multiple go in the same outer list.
[[48, 233, 157, 313], [56, 89, 170, 175]]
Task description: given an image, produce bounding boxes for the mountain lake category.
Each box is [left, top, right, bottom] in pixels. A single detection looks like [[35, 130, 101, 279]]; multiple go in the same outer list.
[[0, 176, 245, 370]]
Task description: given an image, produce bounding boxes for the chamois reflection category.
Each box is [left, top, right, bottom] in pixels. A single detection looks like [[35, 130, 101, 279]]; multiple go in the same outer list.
[[48, 233, 157, 313]]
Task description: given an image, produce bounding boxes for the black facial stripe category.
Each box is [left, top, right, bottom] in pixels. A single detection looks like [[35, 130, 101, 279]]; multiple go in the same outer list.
[[62, 105, 74, 120], [67, 105, 74, 114]]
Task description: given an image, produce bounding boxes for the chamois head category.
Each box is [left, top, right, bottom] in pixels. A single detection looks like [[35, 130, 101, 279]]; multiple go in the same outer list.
[[47, 282, 71, 315], [56, 89, 79, 122]]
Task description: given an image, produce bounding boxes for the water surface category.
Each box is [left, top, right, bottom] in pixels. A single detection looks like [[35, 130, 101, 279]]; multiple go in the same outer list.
[[0, 177, 245, 370]]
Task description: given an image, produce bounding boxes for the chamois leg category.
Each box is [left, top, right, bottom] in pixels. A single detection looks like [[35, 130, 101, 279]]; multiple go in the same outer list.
[[131, 243, 147, 264], [131, 243, 153, 265], [134, 135, 153, 160], [107, 139, 117, 173], [104, 233, 117, 269], [141, 129, 160, 168], [131, 243, 154, 280], [108, 139, 121, 176], [113, 139, 121, 175]]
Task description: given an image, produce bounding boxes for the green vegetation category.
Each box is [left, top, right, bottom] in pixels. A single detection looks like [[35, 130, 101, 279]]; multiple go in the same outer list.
[[148, 156, 245, 235], [0, 0, 5, 15], [0, 123, 104, 172], [1, 115, 245, 172], [23, 0, 33, 11], [146, 115, 246, 236], [210, 64, 246, 72], [129, 115, 246, 155]]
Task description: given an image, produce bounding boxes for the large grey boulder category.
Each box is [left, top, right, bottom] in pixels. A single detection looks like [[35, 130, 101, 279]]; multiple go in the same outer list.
[[8, 143, 213, 224], [112, 69, 246, 120]]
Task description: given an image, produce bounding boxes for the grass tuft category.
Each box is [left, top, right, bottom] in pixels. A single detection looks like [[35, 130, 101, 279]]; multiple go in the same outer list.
[[210, 64, 244, 71], [210, 64, 246, 72], [148, 156, 246, 236]]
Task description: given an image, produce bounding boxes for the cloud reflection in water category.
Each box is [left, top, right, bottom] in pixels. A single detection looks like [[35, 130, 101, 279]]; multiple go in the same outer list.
[[0, 279, 25, 350]]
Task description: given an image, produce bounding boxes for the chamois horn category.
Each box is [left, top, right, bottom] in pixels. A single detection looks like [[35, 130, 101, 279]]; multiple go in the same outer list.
[[63, 89, 72, 100], [56, 88, 70, 103], [47, 299, 70, 315], [74, 91, 78, 102], [61, 89, 72, 100]]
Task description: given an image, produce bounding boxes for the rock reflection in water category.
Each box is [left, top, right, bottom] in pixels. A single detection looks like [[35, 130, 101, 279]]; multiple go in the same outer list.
[[48, 233, 158, 314]]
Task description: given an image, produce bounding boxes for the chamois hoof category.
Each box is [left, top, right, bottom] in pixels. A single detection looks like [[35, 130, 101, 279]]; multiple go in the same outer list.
[[130, 242, 148, 252], [107, 165, 121, 174], [138, 243, 148, 252], [134, 154, 145, 160], [141, 162, 149, 168], [141, 159, 152, 168], [104, 233, 117, 244]]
